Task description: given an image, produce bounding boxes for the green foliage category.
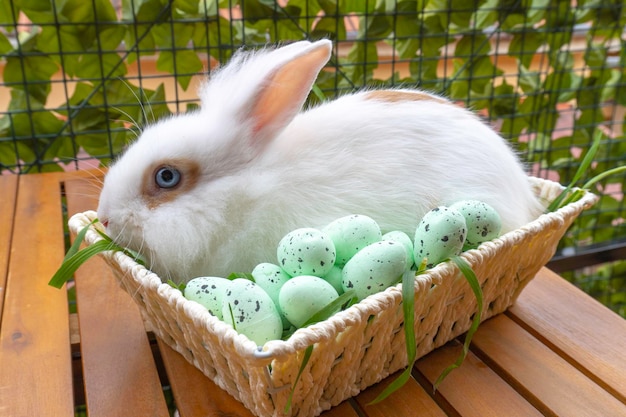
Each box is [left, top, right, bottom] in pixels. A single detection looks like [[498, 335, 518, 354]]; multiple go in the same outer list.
[[2, 0, 626, 313]]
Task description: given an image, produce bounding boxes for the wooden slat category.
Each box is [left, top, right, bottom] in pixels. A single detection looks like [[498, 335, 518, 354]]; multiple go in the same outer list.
[[158, 339, 360, 416], [0, 173, 74, 417], [415, 340, 543, 417], [353, 372, 446, 417], [471, 314, 626, 417], [157, 339, 258, 417], [509, 267, 626, 404], [0, 174, 18, 316], [64, 176, 170, 417]]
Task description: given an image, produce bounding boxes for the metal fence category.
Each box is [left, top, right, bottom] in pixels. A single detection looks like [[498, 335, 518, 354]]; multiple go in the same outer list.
[[1, 0, 625, 314]]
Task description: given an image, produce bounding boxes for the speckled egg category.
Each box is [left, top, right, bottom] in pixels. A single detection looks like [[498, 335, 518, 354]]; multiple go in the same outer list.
[[342, 240, 408, 300], [251, 263, 292, 329], [449, 200, 502, 249], [221, 278, 283, 345], [277, 228, 336, 277], [279, 275, 339, 328], [382, 230, 415, 270], [184, 276, 231, 319], [413, 206, 467, 268], [323, 214, 382, 266], [322, 265, 344, 294]]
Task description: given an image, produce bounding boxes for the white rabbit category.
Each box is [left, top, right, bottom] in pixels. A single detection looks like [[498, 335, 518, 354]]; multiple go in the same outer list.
[[97, 39, 544, 283]]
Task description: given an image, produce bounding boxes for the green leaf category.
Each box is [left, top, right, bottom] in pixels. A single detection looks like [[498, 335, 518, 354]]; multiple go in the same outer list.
[[60, 0, 117, 24], [488, 81, 516, 118], [301, 290, 358, 327], [433, 256, 483, 390], [63, 218, 99, 262], [173, 0, 200, 14], [75, 51, 127, 79], [0, 0, 18, 25], [122, 0, 170, 21], [368, 269, 419, 404], [473, 0, 499, 28], [0, 31, 13, 54], [454, 32, 491, 59], [518, 66, 541, 94], [4, 54, 58, 103], [284, 345, 314, 414], [49, 240, 114, 288], [158, 50, 203, 90], [227, 272, 255, 281], [311, 15, 347, 41], [508, 31, 545, 68], [168, 279, 187, 292], [547, 130, 603, 212]]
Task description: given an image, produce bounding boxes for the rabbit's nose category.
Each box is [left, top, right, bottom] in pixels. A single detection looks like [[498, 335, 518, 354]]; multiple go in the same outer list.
[[101, 219, 109, 228]]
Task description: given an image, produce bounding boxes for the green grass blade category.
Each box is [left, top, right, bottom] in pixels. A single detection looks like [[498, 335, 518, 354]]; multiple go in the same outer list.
[[547, 130, 603, 212], [49, 240, 115, 288], [301, 290, 357, 327], [167, 279, 187, 292], [227, 303, 237, 331], [284, 345, 314, 414], [282, 290, 357, 412], [311, 84, 327, 102], [63, 219, 97, 262], [582, 165, 626, 190], [433, 256, 483, 391], [227, 272, 255, 281], [94, 226, 146, 266], [368, 269, 418, 404]]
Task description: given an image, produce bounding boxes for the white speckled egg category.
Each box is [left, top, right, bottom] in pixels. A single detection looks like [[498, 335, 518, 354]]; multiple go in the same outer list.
[[279, 276, 339, 328], [449, 200, 502, 249], [323, 214, 382, 266], [342, 240, 408, 300], [184, 276, 230, 319], [322, 265, 344, 294], [382, 230, 415, 270], [413, 206, 467, 268], [221, 279, 282, 345], [251, 263, 292, 329], [277, 228, 336, 277]]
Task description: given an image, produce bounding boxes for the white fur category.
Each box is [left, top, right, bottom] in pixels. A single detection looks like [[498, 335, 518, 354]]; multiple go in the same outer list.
[[98, 40, 544, 282]]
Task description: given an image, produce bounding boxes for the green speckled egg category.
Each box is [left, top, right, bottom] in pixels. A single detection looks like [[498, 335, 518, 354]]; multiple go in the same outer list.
[[279, 276, 339, 328], [277, 228, 336, 277], [413, 206, 467, 268], [323, 214, 382, 266], [342, 240, 408, 300], [184, 276, 230, 319], [382, 230, 415, 270], [251, 263, 292, 329], [449, 200, 502, 249], [221, 279, 282, 345]]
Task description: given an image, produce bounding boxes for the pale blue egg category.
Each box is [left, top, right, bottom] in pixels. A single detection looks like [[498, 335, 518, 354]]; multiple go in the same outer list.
[[251, 263, 292, 329], [414, 206, 467, 268], [277, 228, 336, 277], [323, 214, 382, 266], [221, 279, 283, 345], [382, 230, 415, 270], [342, 240, 408, 300], [184, 276, 231, 319], [449, 200, 502, 249], [279, 275, 339, 328]]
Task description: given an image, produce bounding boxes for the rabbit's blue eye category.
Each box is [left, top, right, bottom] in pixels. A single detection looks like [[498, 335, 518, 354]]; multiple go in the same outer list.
[[155, 166, 181, 189]]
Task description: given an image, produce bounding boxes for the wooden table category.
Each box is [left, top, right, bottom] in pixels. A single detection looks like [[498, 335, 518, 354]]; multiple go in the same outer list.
[[1, 170, 626, 417]]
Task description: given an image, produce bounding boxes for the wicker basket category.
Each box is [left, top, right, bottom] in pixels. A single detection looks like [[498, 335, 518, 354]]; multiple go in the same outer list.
[[69, 177, 596, 417]]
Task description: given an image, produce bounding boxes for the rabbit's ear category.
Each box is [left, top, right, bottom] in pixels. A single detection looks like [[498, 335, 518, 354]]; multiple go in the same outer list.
[[246, 40, 331, 142]]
